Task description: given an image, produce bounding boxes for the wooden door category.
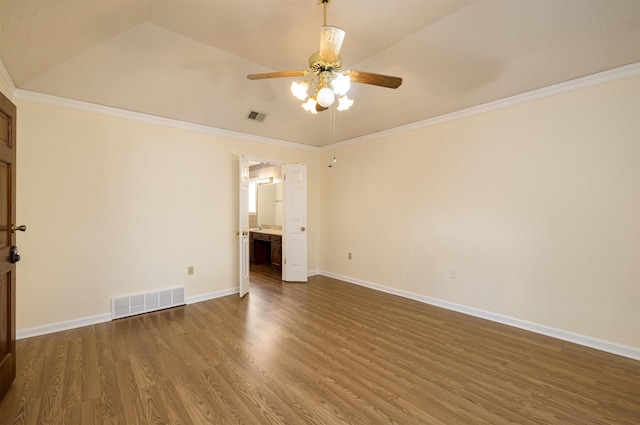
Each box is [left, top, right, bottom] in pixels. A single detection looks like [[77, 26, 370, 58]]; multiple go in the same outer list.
[[238, 155, 250, 297], [283, 163, 307, 282], [0, 91, 17, 401]]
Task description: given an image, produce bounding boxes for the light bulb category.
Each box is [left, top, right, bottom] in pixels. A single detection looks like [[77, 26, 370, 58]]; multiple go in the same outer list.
[[336, 95, 354, 111], [301, 98, 318, 114], [316, 87, 335, 108], [331, 74, 351, 96], [290, 81, 309, 101]]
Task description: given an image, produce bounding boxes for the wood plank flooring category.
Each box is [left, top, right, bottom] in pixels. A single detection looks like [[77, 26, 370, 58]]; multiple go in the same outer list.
[[1, 269, 639, 424]]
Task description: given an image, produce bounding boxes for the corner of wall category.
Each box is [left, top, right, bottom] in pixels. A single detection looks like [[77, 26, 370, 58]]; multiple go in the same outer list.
[[0, 58, 16, 99]]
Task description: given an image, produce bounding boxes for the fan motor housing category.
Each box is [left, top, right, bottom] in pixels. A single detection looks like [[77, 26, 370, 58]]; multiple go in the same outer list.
[[309, 52, 342, 74]]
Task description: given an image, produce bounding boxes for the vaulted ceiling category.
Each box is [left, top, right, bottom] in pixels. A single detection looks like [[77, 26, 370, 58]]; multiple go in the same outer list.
[[1, 0, 639, 147]]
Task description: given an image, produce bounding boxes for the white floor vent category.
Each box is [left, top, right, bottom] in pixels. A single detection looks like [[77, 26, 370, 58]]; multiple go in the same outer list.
[[111, 286, 186, 320]]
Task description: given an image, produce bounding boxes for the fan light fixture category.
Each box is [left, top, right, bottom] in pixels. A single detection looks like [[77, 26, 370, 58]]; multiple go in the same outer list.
[[248, 0, 402, 115], [301, 97, 318, 114], [291, 81, 310, 100], [290, 73, 353, 112], [331, 73, 350, 96], [336, 94, 354, 111], [316, 86, 335, 108]]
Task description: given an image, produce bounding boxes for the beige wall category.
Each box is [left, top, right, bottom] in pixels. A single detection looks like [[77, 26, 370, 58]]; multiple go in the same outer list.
[[3, 71, 638, 353], [14, 97, 319, 330], [320, 75, 640, 349]]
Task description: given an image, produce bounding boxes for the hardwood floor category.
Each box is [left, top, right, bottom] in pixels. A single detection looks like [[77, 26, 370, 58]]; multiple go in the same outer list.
[[1, 271, 639, 424]]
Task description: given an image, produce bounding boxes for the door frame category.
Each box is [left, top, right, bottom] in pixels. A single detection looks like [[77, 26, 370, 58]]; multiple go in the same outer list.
[[238, 156, 286, 291]]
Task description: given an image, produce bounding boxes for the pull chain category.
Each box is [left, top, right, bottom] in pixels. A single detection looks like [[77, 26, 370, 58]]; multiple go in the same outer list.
[[328, 103, 337, 167]]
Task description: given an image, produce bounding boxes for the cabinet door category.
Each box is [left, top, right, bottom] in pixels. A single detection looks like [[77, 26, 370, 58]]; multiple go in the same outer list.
[[271, 239, 282, 270], [249, 233, 254, 263]]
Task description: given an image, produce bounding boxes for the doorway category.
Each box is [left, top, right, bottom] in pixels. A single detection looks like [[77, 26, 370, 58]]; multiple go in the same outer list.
[[238, 156, 308, 296], [248, 161, 284, 282]]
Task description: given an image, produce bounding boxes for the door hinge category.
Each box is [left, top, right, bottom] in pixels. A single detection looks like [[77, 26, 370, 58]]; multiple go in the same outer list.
[[284, 259, 286, 265]]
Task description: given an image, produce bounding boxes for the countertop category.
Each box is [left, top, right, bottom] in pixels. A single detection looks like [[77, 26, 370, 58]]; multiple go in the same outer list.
[[249, 228, 282, 236]]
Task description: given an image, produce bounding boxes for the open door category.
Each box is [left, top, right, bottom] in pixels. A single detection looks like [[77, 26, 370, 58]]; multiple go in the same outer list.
[[238, 155, 250, 297], [283, 163, 308, 282], [0, 91, 17, 401]]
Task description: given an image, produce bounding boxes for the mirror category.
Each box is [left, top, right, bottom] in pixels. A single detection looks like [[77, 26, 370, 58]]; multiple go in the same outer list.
[[257, 182, 283, 226]]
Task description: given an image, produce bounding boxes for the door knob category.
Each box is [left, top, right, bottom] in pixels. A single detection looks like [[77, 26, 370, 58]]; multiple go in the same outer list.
[[11, 224, 26, 233], [300, 226, 306, 232]]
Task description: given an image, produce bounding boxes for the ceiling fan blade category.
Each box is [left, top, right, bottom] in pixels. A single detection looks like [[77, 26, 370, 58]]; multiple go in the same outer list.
[[247, 71, 308, 80], [319, 25, 345, 64], [345, 70, 403, 89]]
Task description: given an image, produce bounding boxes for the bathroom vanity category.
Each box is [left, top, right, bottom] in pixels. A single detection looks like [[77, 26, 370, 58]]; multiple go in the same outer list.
[[249, 228, 282, 270]]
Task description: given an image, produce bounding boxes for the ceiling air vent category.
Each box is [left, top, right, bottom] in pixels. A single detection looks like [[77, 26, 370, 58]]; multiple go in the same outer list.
[[246, 110, 267, 123]]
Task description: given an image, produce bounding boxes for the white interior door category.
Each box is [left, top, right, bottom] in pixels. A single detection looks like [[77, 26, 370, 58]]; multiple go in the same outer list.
[[239, 155, 250, 296], [283, 163, 308, 282]]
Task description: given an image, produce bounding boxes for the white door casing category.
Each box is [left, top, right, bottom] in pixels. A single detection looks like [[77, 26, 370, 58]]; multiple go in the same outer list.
[[283, 163, 308, 282], [239, 155, 250, 296]]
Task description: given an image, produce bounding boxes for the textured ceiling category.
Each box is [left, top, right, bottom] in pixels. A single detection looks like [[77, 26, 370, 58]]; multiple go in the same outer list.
[[1, 0, 639, 147]]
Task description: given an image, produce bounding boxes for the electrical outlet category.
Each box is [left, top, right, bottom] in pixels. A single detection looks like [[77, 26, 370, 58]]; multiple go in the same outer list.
[[188, 266, 194, 275], [348, 252, 352, 260], [449, 268, 457, 279]]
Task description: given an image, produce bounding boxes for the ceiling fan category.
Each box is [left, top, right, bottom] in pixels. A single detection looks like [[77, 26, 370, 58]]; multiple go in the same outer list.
[[247, 0, 403, 114]]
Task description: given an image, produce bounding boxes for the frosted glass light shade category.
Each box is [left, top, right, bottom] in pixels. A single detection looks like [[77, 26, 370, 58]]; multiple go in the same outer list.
[[331, 74, 351, 96], [290, 81, 309, 100], [337, 95, 354, 111], [316, 87, 335, 107], [302, 98, 318, 114]]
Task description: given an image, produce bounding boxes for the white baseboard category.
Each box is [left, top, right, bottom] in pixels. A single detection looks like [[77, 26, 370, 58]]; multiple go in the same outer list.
[[16, 287, 239, 340], [17, 313, 112, 340], [186, 287, 239, 304], [307, 269, 320, 277], [17, 276, 639, 362], [319, 270, 640, 362]]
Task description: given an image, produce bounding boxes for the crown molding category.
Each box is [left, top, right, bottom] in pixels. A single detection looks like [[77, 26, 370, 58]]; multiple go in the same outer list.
[[9, 60, 640, 153], [0, 58, 16, 94], [12, 89, 320, 152], [322, 61, 640, 151]]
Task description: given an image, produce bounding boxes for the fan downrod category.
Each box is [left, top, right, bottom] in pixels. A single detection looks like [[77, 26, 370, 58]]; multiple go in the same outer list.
[[322, 0, 330, 26]]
